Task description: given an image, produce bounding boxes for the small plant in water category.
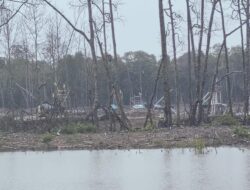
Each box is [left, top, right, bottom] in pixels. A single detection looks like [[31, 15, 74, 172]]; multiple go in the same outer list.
[[42, 133, 54, 143], [194, 138, 205, 154]]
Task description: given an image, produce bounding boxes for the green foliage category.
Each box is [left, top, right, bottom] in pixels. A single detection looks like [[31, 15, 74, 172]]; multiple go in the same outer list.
[[61, 122, 96, 134], [42, 133, 54, 143], [144, 123, 155, 131], [193, 138, 205, 154], [212, 115, 239, 126], [76, 123, 96, 133], [61, 125, 77, 134], [233, 127, 250, 138]]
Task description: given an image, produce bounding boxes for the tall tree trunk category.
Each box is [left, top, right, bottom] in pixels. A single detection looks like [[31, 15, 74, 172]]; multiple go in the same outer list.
[[87, 0, 99, 127], [101, 0, 114, 130], [207, 43, 224, 116], [168, 0, 180, 126], [196, 0, 205, 124], [187, 1, 192, 125], [219, 0, 233, 116], [186, 0, 197, 125], [245, 0, 250, 120], [109, 0, 131, 130], [238, 0, 248, 123], [159, 0, 172, 126], [198, 0, 218, 122], [144, 62, 163, 128]]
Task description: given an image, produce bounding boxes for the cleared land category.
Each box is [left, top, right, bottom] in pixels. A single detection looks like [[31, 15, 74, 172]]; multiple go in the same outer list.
[[0, 126, 249, 152]]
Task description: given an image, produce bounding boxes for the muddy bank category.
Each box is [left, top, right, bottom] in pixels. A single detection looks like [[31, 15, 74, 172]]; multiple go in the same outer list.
[[0, 126, 250, 152]]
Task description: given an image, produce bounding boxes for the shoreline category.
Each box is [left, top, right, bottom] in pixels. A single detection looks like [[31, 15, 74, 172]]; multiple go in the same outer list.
[[0, 126, 250, 152]]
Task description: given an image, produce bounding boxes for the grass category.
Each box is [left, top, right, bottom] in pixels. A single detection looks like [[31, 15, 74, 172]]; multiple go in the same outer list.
[[76, 123, 96, 133], [61, 125, 77, 134], [233, 127, 250, 138], [144, 123, 155, 131], [42, 133, 54, 143], [61, 122, 96, 135], [212, 115, 239, 126], [193, 138, 205, 154]]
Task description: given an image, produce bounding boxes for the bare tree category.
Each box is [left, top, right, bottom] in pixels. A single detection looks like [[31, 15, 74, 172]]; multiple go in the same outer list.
[[167, 0, 180, 126], [198, 0, 218, 122], [219, 0, 233, 116], [186, 0, 196, 125], [108, 0, 131, 130], [235, 0, 248, 122], [1, 4, 15, 112], [245, 0, 250, 120], [42, 0, 100, 127], [194, 0, 205, 124], [159, 0, 172, 126]]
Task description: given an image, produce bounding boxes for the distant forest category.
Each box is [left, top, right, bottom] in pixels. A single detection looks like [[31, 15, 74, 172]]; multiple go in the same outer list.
[[0, 47, 245, 109]]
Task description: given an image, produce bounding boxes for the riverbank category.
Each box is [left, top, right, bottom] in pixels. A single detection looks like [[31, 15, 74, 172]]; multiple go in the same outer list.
[[0, 126, 250, 152]]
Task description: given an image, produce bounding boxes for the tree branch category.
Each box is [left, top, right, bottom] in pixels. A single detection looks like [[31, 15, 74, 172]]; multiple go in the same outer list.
[[0, 0, 27, 28], [216, 71, 243, 84], [42, 0, 90, 43]]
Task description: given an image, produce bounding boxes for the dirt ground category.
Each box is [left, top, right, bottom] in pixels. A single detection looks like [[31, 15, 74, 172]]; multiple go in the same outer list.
[[0, 126, 249, 152]]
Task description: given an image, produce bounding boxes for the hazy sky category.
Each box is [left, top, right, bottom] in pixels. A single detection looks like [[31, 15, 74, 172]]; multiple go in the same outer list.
[[52, 0, 241, 58]]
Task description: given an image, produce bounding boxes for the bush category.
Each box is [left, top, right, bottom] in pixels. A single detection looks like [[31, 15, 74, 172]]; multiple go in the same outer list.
[[61, 123, 96, 134], [234, 127, 250, 138], [212, 115, 239, 126], [144, 123, 155, 131], [61, 125, 77, 134], [76, 123, 96, 133], [42, 133, 54, 143]]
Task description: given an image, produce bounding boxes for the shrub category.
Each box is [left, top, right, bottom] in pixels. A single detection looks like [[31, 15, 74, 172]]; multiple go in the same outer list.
[[61, 123, 96, 134], [212, 115, 239, 126], [76, 123, 96, 133], [144, 123, 155, 131], [42, 133, 54, 143], [233, 127, 250, 138], [61, 125, 77, 134]]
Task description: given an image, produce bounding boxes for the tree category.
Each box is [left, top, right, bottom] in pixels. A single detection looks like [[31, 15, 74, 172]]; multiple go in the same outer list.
[[167, 0, 180, 126], [198, 0, 218, 122], [42, 0, 100, 127], [219, 0, 233, 116], [159, 0, 172, 126]]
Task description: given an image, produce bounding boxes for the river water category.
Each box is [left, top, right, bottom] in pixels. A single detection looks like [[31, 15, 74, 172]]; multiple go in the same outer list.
[[0, 147, 250, 190]]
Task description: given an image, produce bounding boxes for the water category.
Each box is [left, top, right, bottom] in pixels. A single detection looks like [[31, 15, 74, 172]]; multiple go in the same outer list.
[[0, 147, 250, 190]]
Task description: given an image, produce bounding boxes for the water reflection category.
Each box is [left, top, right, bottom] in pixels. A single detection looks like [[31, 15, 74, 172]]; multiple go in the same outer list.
[[0, 147, 249, 190]]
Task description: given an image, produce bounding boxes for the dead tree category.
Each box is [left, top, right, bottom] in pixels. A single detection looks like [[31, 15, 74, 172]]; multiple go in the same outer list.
[[143, 62, 163, 128], [198, 0, 218, 122], [42, 0, 100, 127], [159, 0, 172, 126], [245, 0, 250, 120], [236, 0, 248, 122], [167, 0, 180, 127], [1, 5, 16, 114], [186, 0, 196, 125], [207, 16, 248, 116], [25, 0, 44, 103], [108, 0, 132, 130], [195, 0, 205, 124], [219, 0, 233, 116]]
